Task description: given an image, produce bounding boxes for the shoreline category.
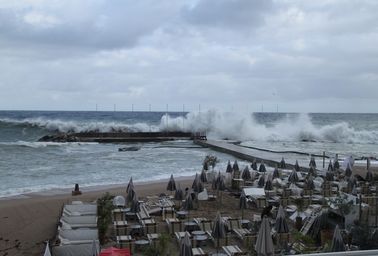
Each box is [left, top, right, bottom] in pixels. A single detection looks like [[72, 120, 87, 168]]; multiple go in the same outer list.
[[0, 173, 198, 201]]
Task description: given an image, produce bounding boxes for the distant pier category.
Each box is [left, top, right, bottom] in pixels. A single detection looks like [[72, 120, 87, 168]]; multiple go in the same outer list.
[[38, 131, 195, 143]]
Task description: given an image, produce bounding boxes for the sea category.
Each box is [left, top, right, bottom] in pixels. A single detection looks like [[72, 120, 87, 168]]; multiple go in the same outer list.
[[0, 110, 377, 198]]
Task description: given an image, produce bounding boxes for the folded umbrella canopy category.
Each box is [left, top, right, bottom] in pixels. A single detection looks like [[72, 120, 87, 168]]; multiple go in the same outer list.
[[167, 174, 177, 192], [259, 161, 267, 173], [279, 157, 286, 169], [233, 160, 239, 172], [330, 225, 346, 252], [241, 166, 252, 180], [251, 159, 258, 170], [180, 231, 193, 256], [294, 160, 300, 172], [226, 160, 233, 173], [275, 205, 289, 233], [255, 217, 274, 256]]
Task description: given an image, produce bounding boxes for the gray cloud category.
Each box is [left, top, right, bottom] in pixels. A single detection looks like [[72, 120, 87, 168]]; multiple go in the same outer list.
[[0, 0, 377, 112]]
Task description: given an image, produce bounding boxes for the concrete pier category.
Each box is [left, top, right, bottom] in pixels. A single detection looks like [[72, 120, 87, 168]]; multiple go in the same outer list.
[[194, 139, 318, 171]]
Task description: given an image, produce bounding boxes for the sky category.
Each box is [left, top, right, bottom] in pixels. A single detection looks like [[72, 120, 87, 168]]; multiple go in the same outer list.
[[0, 0, 377, 113]]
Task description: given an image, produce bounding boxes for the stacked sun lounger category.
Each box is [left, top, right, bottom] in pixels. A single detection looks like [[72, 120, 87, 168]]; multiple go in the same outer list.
[[53, 201, 100, 256]]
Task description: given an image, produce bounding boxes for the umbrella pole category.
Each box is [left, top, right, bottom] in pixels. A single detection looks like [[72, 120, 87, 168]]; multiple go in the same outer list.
[[242, 208, 244, 220]]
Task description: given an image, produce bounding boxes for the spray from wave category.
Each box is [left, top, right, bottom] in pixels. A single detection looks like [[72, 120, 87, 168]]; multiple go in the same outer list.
[[1, 111, 377, 144], [160, 110, 378, 144]]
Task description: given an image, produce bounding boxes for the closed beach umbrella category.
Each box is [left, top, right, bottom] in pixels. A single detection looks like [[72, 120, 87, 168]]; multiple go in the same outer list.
[[288, 169, 299, 183], [126, 177, 134, 194], [345, 164, 352, 177], [126, 188, 136, 204], [175, 187, 184, 201], [330, 225, 346, 252], [366, 169, 373, 182], [226, 160, 233, 173], [347, 176, 357, 190], [182, 192, 194, 211], [309, 156, 316, 168], [264, 178, 273, 191], [251, 159, 258, 170], [239, 192, 247, 219], [192, 173, 204, 193], [306, 176, 315, 190], [294, 160, 300, 172], [328, 160, 334, 172], [167, 174, 177, 192], [212, 212, 226, 253], [255, 217, 274, 256], [308, 166, 317, 177], [352, 185, 357, 196], [275, 205, 289, 233], [43, 241, 52, 256], [242, 166, 251, 180], [233, 160, 239, 172], [272, 166, 280, 179], [367, 158, 371, 171], [200, 169, 208, 183], [180, 232, 193, 256], [130, 194, 140, 213], [279, 157, 286, 169], [309, 209, 329, 240], [258, 174, 265, 188], [326, 171, 334, 181], [259, 161, 267, 172]]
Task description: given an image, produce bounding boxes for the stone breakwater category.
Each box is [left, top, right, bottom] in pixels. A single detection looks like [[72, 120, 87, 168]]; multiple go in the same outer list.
[[38, 131, 194, 143]]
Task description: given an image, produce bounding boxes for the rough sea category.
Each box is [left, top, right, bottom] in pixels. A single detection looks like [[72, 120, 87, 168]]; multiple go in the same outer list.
[[0, 110, 377, 198]]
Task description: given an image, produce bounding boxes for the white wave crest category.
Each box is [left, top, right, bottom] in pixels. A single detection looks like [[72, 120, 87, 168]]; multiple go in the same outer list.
[[159, 110, 378, 144], [0, 117, 159, 133]]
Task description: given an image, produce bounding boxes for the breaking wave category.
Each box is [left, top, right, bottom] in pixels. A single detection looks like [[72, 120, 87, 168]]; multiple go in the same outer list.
[[1, 111, 377, 144], [160, 110, 378, 144]]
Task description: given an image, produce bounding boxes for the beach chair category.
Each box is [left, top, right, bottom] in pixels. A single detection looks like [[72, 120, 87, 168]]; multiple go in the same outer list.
[[192, 247, 207, 256], [113, 220, 128, 236], [227, 218, 240, 232], [147, 233, 160, 248], [222, 245, 246, 256], [140, 218, 157, 234], [112, 208, 127, 222], [116, 235, 134, 251], [165, 217, 182, 234], [136, 204, 151, 220], [175, 231, 191, 244]]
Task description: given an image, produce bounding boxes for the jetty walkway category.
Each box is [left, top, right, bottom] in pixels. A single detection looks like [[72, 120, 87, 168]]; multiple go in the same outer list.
[[194, 139, 324, 172]]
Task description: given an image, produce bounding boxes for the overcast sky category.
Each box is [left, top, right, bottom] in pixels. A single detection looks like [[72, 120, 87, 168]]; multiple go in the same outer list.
[[0, 0, 377, 113]]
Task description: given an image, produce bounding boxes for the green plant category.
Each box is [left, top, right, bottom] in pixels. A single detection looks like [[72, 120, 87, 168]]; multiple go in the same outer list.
[[97, 192, 115, 244]]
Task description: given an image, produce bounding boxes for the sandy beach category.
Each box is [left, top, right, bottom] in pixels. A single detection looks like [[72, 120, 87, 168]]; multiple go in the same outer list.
[[0, 178, 196, 256]]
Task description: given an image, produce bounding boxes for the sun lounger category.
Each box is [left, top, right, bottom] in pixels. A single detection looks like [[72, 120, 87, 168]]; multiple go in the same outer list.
[[140, 218, 157, 234], [166, 217, 182, 234], [175, 231, 191, 244], [227, 218, 240, 231], [137, 204, 151, 220], [116, 235, 134, 251], [52, 242, 100, 256], [113, 220, 128, 236], [60, 216, 97, 229], [112, 208, 129, 221], [147, 233, 160, 247], [58, 229, 98, 245], [63, 204, 97, 217], [192, 247, 207, 256], [222, 245, 246, 256]]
